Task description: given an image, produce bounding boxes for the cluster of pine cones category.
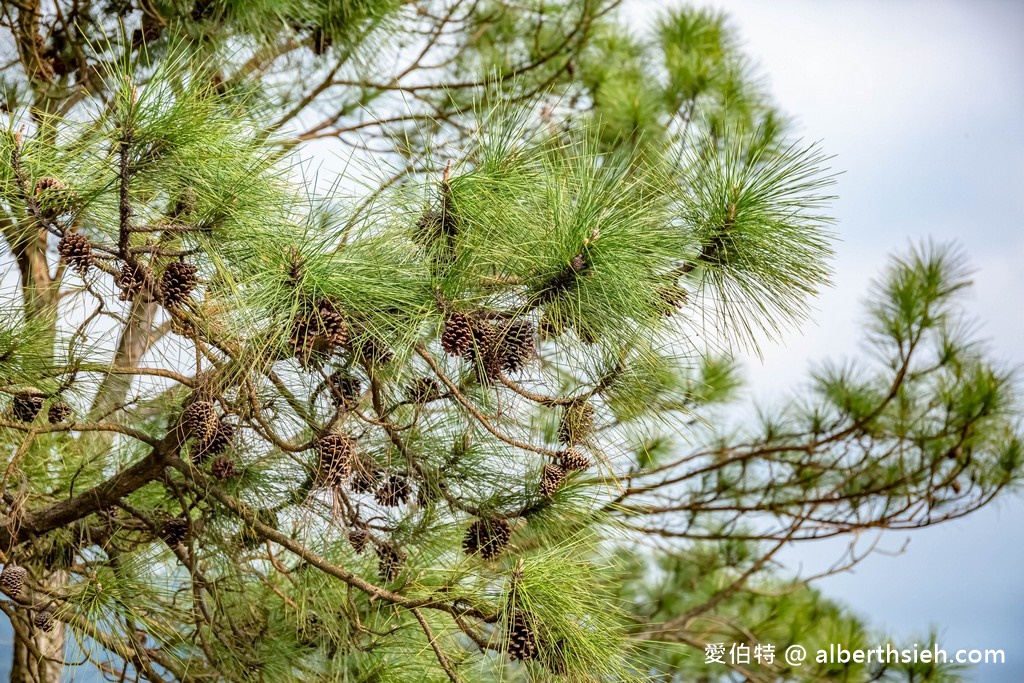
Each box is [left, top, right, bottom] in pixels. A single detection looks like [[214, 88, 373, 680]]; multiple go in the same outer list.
[[312, 432, 425, 508], [116, 258, 200, 307], [43, 178, 205, 311], [10, 393, 74, 425], [536, 400, 596, 497], [311, 431, 523, 581], [1, 565, 57, 633], [290, 298, 349, 364], [441, 312, 535, 380], [344, 526, 403, 586], [182, 400, 237, 479]]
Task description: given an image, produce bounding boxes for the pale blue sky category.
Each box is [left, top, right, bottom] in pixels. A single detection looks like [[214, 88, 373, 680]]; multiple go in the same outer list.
[[629, 1, 1024, 680]]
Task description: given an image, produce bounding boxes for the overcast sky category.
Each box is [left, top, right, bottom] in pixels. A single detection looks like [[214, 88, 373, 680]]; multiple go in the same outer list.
[[626, 1, 1024, 680], [3, 3, 1020, 681]]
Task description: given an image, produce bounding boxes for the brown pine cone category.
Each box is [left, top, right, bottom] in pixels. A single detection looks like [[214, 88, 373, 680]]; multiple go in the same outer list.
[[376, 544, 402, 582], [194, 421, 235, 462], [159, 261, 198, 309], [57, 232, 92, 275], [557, 401, 594, 446], [441, 312, 473, 357], [560, 447, 591, 472], [12, 393, 45, 423], [462, 518, 512, 560], [117, 261, 152, 301], [505, 610, 538, 661], [34, 609, 55, 633], [47, 400, 73, 424], [182, 401, 219, 442], [540, 464, 566, 497], [317, 299, 348, 349], [497, 320, 535, 373], [1, 565, 27, 597], [406, 376, 441, 404], [327, 371, 362, 409], [210, 455, 237, 480], [348, 528, 369, 555], [374, 475, 411, 507], [161, 517, 189, 546], [314, 433, 355, 487]]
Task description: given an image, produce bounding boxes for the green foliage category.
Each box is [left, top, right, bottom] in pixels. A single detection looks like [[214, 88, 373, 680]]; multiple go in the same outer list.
[[676, 133, 837, 346], [0, 3, 1018, 683]]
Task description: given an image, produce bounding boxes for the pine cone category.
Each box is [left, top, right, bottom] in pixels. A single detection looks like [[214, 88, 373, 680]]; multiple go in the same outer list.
[[315, 433, 355, 487], [34, 177, 75, 219], [117, 261, 151, 301], [540, 463, 566, 497], [1, 565, 27, 596], [505, 610, 538, 661], [57, 232, 92, 275], [462, 518, 512, 560], [349, 462, 381, 494], [406, 377, 441, 404], [414, 184, 458, 245], [560, 447, 590, 472], [182, 401, 219, 442], [289, 311, 318, 362], [12, 393, 45, 423], [357, 335, 394, 367], [348, 528, 369, 554], [498, 320, 534, 373], [327, 371, 362, 409], [441, 312, 473, 357], [466, 322, 496, 362], [658, 282, 688, 316], [210, 455, 237, 480], [414, 208, 443, 245], [374, 475, 411, 507], [161, 517, 189, 546], [558, 401, 594, 446], [317, 299, 348, 349], [194, 421, 235, 462], [159, 261, 198, 309], [376, 544, 402, 582], [34, 176, 65, 194], [47, 400, 72, 424], [468, 322, 503, 381], [34, 609, 55, 633]]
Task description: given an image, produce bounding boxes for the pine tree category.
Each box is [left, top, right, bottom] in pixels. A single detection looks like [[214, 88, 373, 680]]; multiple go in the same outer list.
[[0, 3, 1018, 683]]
